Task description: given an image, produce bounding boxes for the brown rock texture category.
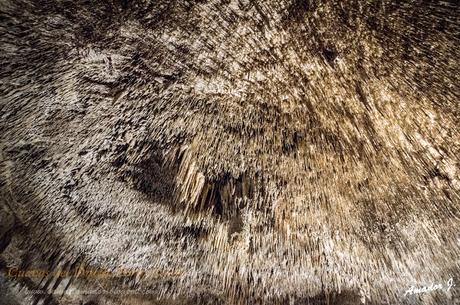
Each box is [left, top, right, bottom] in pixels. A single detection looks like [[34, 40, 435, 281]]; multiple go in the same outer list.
[[0, 0, 459, 304]]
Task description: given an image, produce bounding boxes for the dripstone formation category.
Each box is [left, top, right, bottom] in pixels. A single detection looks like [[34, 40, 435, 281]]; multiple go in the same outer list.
[[0, 1, 459, 304]]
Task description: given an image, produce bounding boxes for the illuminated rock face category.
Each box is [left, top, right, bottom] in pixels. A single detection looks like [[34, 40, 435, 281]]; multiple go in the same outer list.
[[0, 1, 459, 304]]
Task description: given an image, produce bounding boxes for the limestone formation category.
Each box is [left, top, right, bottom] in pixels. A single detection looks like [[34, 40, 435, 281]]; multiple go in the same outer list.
[[0, 1, 459, 304]]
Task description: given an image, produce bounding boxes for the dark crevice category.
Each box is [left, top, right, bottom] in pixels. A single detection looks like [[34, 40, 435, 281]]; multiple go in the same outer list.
[[322, 46, 338, 66]]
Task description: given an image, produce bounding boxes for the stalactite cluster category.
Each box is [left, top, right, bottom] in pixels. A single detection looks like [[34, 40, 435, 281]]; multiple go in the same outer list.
[[1, 0, 459, 304]]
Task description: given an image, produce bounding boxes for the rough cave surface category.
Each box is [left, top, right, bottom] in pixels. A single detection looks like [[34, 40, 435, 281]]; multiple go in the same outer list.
[[0, 0, 459, 304]]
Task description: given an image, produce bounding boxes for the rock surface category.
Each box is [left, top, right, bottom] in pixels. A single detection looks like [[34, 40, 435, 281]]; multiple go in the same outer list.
[[0, 0, 459, 304]]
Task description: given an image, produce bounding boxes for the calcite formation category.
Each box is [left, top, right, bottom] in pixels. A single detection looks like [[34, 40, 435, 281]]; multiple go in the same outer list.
[[0, 1, 459, 304]]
